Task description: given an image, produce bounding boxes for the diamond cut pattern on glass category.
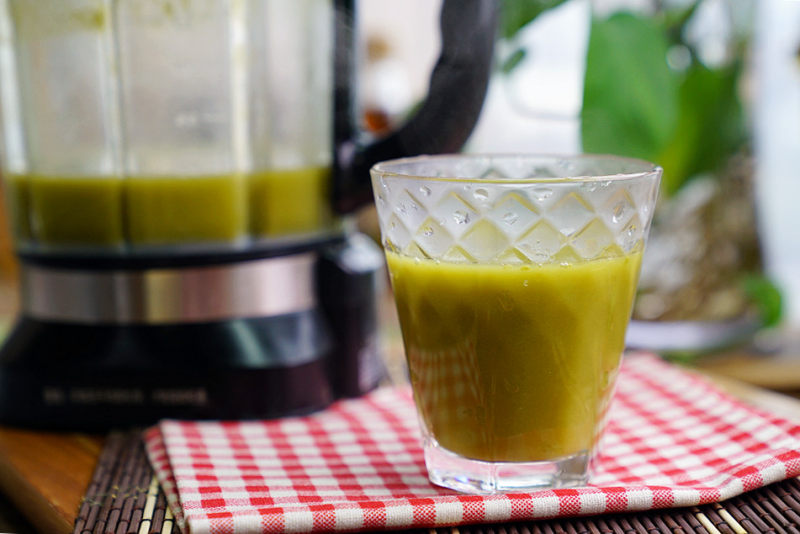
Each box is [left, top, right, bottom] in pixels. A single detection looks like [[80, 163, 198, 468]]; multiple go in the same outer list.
[[384, 213, 411, 252], [499, 158, 547, 179], [579, 179, 616, 209], [372, 156, 659, 265], [496, 248, 530, 265], [619, 214, 644, 252], [442, 245, 476, 264], [571, 218, 621, 259], [432, 192, 478, 238], [412, 217, 453, 258], [393, 189, 427, 230], [460, 220, 510, 262], [516, 220, 566, 263], [411, 180, 447, 210], [479, 166, 505, 179], [451, 159, 489, 179], [487, 192, 538, 240], [552, 245, 584, 264], [601, 188, 637, 231], [527, 185, 563, 211], [545, 192, 594, 237]]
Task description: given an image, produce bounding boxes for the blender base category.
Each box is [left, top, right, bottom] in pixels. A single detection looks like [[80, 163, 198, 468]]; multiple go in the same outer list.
[[0, 312, 333, 430]]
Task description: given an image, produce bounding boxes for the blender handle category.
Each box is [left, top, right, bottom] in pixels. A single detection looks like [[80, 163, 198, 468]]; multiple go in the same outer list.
[[332, 0, 498, 213]]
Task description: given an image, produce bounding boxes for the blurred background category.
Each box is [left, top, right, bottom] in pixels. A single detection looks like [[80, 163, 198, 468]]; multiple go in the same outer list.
[[356, 0, 800, 372], [0, 0, 798, 372]]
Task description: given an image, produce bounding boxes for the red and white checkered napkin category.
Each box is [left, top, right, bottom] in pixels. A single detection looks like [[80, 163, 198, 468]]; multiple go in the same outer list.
[[144, 354, 800, 534]]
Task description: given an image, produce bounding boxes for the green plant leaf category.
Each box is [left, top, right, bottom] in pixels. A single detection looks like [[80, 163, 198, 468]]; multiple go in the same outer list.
[[500, 47, 526, 74], [742, 274, 784, 328], [581, 12, 679, 163], [661, 2, 701, 45], [500, 0, 569, 40], [656, 62, 747, 195]]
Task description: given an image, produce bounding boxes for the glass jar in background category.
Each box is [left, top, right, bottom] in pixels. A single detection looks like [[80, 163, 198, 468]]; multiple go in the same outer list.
[[0, 0, 334, 255]]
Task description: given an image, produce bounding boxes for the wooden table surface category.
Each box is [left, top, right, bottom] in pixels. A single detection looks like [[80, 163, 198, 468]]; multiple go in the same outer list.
[[0, 428, 103, 533]]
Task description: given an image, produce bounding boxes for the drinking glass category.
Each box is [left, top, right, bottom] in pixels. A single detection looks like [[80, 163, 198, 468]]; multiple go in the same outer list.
[[370, 154, 661, 493]]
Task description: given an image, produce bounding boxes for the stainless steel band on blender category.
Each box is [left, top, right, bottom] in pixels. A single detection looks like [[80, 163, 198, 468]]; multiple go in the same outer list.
[[20, 253, 317, 325]]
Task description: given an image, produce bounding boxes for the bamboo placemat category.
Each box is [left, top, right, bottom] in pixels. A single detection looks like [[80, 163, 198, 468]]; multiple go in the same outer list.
[[74, 431, 800, 534], [73, 431, 175, 534]]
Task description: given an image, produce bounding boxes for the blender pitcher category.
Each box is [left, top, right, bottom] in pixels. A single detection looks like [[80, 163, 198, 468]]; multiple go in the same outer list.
[[0, 0, 496, 428]]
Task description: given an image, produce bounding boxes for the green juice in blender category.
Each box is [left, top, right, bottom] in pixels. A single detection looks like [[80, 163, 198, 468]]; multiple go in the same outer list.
[[125, 174, 247, 245], [248, 166, 331, 237], [3, 174, 32, 241], [4, 167, 331, 248], [386, 251, 642, 463], [28, 174, 124, 246]]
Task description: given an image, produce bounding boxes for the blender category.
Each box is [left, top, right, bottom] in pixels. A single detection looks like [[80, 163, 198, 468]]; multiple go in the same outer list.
[[0, 0, 496, 428]]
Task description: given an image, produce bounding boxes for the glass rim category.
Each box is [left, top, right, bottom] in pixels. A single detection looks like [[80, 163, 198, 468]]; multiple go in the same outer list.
[[370, 153, 662, 184]]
